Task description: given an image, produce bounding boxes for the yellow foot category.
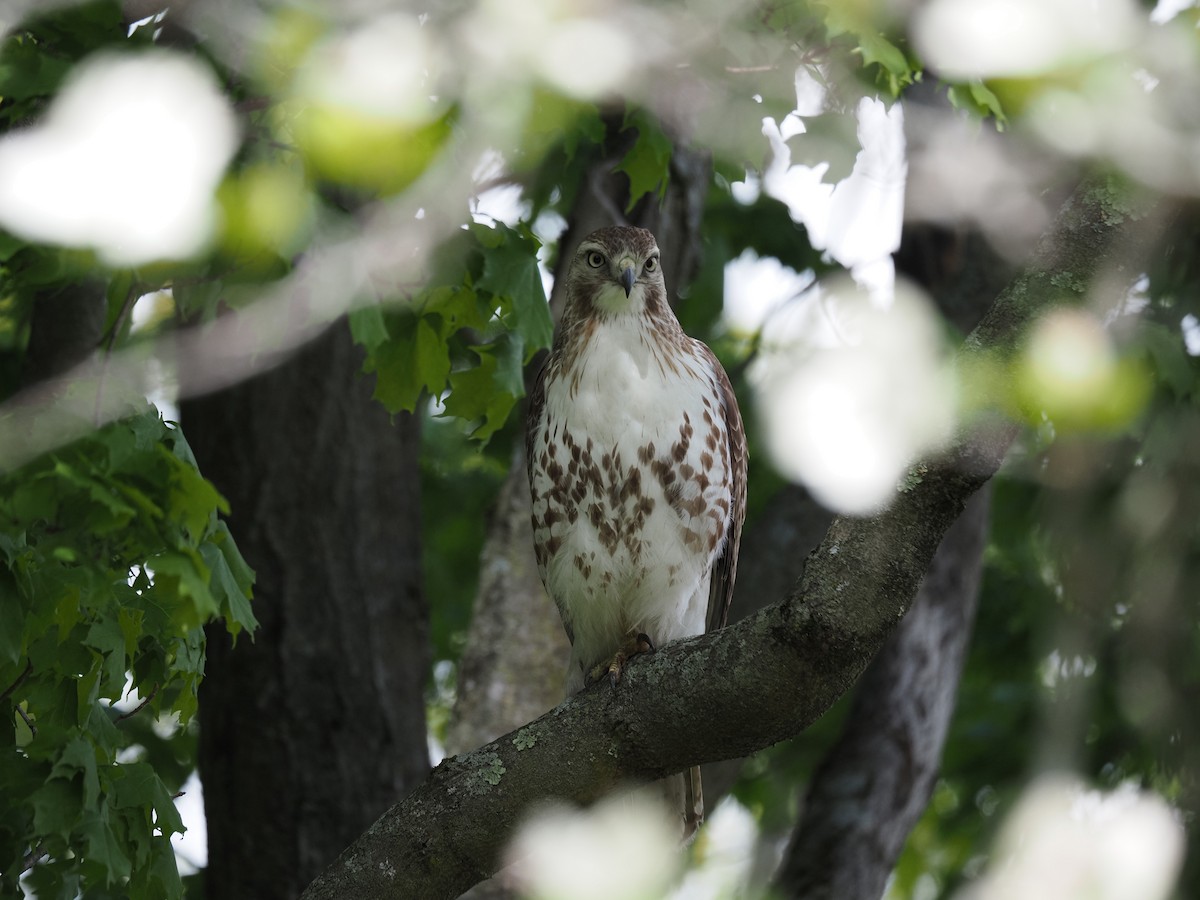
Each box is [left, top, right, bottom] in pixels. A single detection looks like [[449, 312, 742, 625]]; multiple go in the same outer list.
[[587, 632, 655, 687]]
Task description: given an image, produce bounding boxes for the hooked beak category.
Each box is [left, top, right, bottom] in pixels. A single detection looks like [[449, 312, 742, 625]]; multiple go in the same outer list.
[[618, 263, 636, 297]]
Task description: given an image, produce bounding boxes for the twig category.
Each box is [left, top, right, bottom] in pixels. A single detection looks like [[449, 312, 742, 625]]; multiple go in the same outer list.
[[93, 279, 143, 426], [22, 842, 46, 872], [103, 280, 143, 354], [16, 703, 36, 738], [0, 659, 32, 704], [115, 684, 159, 722]]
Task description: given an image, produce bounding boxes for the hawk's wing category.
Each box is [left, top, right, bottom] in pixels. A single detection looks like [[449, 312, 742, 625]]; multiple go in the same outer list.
[[698, 342, 747, 634], [524, 355, 548, 488], [524, 356, 576, 647]]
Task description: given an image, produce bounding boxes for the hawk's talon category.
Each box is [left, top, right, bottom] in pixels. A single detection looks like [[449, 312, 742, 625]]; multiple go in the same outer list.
[[586, 631, 656, 688], [607, 651, 627, 687]]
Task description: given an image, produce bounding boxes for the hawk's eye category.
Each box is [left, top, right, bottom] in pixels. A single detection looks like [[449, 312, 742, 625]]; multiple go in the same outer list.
[[644, 256, 659, 273], [586, 250, 605, 268]]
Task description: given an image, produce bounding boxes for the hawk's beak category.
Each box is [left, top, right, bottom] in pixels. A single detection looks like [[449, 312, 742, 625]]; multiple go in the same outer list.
[[618, 263, 636, 297]]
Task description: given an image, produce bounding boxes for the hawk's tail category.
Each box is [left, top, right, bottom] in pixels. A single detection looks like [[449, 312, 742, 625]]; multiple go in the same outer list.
[[649, 766, 704, 843]]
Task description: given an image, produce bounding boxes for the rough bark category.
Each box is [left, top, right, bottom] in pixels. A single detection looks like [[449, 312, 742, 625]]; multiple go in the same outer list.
[[299, 178, 1165, 900], [776, 488, 990, 899], [182, 323, 430, 900]]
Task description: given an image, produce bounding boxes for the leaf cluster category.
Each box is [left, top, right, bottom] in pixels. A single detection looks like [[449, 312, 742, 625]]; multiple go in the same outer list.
[[0, 406, 256, 898], [350, 221, 552, 441]]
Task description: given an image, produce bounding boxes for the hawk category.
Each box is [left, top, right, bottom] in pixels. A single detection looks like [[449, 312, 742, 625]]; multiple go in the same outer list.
[[526, 225, 747, 839]]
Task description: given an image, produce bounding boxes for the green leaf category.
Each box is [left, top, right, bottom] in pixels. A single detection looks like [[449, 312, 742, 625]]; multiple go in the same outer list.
[[129, 408, 167, 449], [422, 284, 490, 336], [79, 806, 132, 883], [441, 349, 520, 442], [415, 317, 453, 397], [83, 617, 127, 697], [112, 762, 186, 838], [615, 110, 673, 212], [31, 777, 82, 840], [368, 314, 451, 413], [50, 736, 100, 808], [200, 539, 259, 637], [348, 305, 389, 352], [0, 577, 24, 664], [84, 700, 123, 757], [0, 229, 25, 261], [1141, 321, 1196, 399], [118, 607, 144, 656], [160, 446, 227, 541], [111, 761, 158, 809], [475, 226, 552, 350], [947, 81, 1008, 126], [487, 332, 525, 398], [52, 460, 137, 524], [968, 81, 1007, 124], [150, 834, 184, 898], [213, 520, 255, 598], [858, 32, 912, 87], [150, 551, 217, 626], [0, 40, 73, 100]]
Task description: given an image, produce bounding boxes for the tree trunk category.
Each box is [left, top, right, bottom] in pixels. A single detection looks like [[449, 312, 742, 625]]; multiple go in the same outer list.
[[19, 279, 107, 388], [183, 322, 430, 900]]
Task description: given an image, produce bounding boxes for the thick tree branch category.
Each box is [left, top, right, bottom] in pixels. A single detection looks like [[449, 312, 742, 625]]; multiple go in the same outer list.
[[777, 487, 990, 899], [300, 177, 1167, 900]]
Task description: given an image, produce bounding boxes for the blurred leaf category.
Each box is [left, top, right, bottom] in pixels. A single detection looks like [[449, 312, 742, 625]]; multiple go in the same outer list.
[[295, 105, 453, 196], [1140, 321, 1197, 400], [616, 109, 672, 212], [348, 305, 390, 353], [473, 223, 552, 351], [364, 313, 450, 414], [441, 347, 519, 442]]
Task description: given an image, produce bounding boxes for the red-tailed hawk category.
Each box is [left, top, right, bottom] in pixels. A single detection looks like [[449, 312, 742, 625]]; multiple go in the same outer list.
[[526, 225, 747, 838]]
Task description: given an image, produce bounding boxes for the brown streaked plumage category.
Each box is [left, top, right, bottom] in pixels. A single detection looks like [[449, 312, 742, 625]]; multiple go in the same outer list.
[[526, 225, 747, 840]]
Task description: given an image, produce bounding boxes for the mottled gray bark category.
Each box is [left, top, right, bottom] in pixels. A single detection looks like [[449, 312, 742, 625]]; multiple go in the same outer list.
[[183, 323, 430, 900], [299, 177, 1164, 900]]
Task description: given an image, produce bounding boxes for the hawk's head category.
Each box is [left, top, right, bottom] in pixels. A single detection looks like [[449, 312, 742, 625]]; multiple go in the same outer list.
[[565, 226, 665, 317]]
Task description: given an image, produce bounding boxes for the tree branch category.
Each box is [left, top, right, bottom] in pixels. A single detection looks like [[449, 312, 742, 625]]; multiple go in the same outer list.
[[777, 487, 990, 899], [300, 176, 1168, 900]]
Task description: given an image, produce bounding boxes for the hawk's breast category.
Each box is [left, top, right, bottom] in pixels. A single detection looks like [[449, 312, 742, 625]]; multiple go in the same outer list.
[[529, 315, 734, 660]]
